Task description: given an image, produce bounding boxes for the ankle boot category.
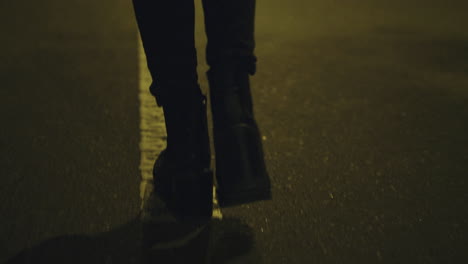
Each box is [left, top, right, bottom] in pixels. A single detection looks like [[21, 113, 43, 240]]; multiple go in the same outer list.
[[207, 62, 272, 208], [152, 87, 213, 221]]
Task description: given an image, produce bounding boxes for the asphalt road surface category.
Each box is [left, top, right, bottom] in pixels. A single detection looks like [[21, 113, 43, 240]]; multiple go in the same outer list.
[[1, 0, 468, 263]]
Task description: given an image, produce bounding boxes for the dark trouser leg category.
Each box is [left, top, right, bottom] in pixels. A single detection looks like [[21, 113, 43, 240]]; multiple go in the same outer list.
[[202, 0, 257, 74], [132, 0, 212, 220], [132, 0, 200, 107], [202, 0, 272, 207]]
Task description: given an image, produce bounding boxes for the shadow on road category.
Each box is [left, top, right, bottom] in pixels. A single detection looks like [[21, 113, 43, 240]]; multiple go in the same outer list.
[[5, 206, 260, 264]]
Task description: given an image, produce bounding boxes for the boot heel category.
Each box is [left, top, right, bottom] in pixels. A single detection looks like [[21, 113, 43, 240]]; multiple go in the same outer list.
[[168, 169, 213, 221], [214, 123, 272, 208]]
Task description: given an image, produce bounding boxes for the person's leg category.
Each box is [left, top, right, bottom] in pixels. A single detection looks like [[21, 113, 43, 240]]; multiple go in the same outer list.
[[132, 0, 199, 106], [202, 0, 257, 74], [202, 0, 272, 207], [132, 0, 212, 220]]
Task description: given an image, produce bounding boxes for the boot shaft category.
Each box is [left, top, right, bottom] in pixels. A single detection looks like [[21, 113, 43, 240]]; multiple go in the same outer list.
[[207, 63, 255, 127], [162, 88, 211, 170], [206, 63, 272, 207]]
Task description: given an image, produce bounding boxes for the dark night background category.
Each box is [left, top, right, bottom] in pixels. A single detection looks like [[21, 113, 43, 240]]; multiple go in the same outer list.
[[1, 0, 467, 263]]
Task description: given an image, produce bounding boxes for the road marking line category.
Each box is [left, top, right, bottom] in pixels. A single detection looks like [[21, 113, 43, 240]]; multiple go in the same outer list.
[[137, 38, 222, 219]]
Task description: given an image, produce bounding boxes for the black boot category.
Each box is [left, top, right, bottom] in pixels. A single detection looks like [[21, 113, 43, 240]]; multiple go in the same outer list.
[[152, 86, 213, 222], [207, 62, 272, 208]]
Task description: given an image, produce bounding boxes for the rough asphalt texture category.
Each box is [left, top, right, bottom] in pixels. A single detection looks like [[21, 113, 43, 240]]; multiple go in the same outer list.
[[1, 0, 467, 263]]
